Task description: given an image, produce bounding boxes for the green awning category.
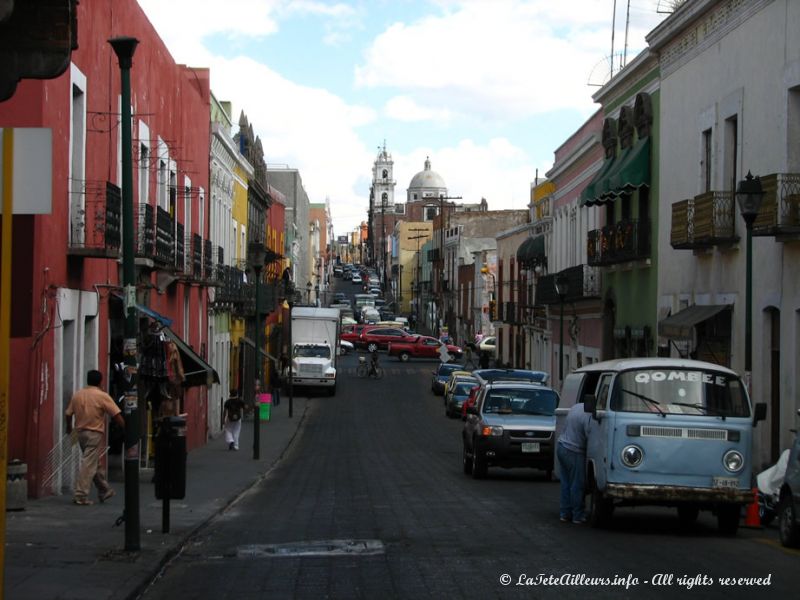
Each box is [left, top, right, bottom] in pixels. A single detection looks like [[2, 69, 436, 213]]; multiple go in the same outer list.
[[580, 157, 616, 207], [164, 327, 220, 387], [608, 136, 651, 194], [516, 235, 546, 266], [597, 146, 632, 202]]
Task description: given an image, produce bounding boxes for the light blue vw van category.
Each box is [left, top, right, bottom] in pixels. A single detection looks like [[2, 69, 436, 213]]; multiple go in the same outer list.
[[562, 358, 767, 535]]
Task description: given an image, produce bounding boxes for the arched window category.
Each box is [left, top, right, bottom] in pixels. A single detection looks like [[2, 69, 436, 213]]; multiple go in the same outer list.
[[382, 169, 388, 179]]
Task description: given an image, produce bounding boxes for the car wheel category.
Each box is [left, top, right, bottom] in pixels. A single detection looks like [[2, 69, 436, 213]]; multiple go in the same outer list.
[[399, 351, 410, 362], [779, 495, 800, 547], [463, 442, 473, 475], [589, 482, 613, 528], [677, 505, 699, 525], [716, 504, 741, 536], [367, 342, 378, 353], [471, 440, 487, 479]]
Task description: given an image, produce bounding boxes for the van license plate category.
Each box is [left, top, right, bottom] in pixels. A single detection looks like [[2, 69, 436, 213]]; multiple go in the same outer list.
[[712, 477, 739, 489], [521, 443, 540, 453]]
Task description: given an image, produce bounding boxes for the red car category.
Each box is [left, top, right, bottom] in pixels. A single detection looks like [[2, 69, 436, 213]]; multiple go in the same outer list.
[[341, 324, 377, 345], [461, 384, 482, 420], [358, 327, 416, 352]]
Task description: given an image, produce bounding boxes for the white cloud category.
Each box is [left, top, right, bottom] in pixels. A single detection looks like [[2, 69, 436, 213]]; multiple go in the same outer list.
[[355, 0, 665, 121], [393, 138, 539, 211], [384, 95, 455, 123], [207, 55, 378, 233], [138, 0, 282, 63]]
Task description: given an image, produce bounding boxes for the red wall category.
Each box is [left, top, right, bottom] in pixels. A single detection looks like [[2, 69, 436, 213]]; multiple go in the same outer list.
[[0, 0, 212, 494]]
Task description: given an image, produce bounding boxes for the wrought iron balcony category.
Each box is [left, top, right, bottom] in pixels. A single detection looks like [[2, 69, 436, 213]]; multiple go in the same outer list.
[[670, 191, 738, 249], [203, 239, 213, 281], [752, 172, 800, 239], [587, 218, 651, 266], [175, 221, 185, 271], [155, 206, 175, 266], [535, 264, 600, 306], [67, 181, 121, 258], [136, 203, 155, 259], [192, 233, 202, 279]]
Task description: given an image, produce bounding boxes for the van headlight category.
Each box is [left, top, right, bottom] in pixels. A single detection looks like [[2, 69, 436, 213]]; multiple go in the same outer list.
[[723, 450, 744, 473], [621, 445, 643, 468]]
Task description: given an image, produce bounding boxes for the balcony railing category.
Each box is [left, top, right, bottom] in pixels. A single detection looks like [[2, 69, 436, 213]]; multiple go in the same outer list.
[[670, 191, 739, 249], [587, 218, 651, 265], [535, 264, 601, 306], [752, 172, 800, 239], [203, 239, 213, 280], [155, 206, 175, 265], [67, 181, 121, 257], [192, 233, 202, 279], [136, 203, 155, 259], [175, 221, 185, 271]]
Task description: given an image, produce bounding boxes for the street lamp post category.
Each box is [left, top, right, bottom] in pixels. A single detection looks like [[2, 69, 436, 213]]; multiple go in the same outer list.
[[306, 281, 312, 305], [247, 241, 268, 461], [315, 283, 320, 306], [109, 35, 141, 552], [735, 171, 764, 384], [554, 273, 570, 385]]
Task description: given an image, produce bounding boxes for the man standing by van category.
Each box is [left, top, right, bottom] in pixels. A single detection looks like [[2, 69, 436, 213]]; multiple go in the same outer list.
[[557, 402, 592, 523]]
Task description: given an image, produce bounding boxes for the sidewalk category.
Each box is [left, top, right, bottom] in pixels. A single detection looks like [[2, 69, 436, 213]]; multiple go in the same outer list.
[[4, 397, 308, 600]]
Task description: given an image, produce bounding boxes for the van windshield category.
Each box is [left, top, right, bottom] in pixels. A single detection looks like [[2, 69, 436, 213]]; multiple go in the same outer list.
[[611, 369, 749, 417]]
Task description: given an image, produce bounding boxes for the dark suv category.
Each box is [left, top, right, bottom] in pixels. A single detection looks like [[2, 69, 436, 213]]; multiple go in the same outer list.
[[463, 381, 559, 480]]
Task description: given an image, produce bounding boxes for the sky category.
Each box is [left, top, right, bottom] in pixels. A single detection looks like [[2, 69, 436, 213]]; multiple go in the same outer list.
[[137, 0, 673, 236]]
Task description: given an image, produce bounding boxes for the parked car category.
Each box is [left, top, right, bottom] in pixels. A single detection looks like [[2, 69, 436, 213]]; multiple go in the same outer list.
[[472, 368, 549, 385], [478, 336, 496, 353], [778, 409, 800, 547], [387, 335, 462, 362], [443, 370, 474, 399], [357, 327, 416, 352], [333, 292, 347, 302], [333, 267, 343, 277], [338, 340, 354, 355], [351, 274, 362, 284], [445, 377, 479, 418], [463, 380, 560, 480], [431, 363, 464, 395]]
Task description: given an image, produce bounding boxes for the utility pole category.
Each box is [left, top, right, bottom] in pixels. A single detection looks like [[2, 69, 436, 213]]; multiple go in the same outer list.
[[408, 228, 429, 332], [109, 36, 141, 552], [436, 194, 461, 335]]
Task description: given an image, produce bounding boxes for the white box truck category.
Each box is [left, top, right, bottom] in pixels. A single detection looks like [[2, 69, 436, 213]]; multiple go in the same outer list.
[[290, 307, 341, 395]]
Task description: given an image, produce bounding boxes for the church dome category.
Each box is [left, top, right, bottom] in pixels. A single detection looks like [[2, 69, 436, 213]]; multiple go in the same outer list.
[[408, 157, 446, 191]]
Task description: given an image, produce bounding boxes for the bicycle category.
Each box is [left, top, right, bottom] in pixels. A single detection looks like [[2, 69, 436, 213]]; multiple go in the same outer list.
[[356, 356, 384, 379]]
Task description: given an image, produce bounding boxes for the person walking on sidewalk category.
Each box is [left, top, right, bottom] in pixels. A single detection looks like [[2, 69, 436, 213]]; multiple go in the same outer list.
[[65, 369, 124, 506], [556, 402, 592, 524], [223, 392, 245, 450]]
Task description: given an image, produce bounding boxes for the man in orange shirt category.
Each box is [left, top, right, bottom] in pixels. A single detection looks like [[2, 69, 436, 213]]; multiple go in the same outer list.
[[65, 370, 125, 505]]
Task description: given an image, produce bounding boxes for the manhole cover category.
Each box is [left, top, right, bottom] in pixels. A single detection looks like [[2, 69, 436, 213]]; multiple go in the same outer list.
[[237, 539, 384, 558]]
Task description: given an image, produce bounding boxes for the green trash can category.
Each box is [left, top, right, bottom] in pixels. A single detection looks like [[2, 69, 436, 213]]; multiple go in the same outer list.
[[257, 393, 272, 421]]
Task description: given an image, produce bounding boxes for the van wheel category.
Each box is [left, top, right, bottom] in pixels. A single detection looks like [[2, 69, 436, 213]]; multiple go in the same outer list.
[[717, 504, 741, 536], [399, 352, 410, 362], [677, 505, 699, 525], [589, 483, 613, 528]]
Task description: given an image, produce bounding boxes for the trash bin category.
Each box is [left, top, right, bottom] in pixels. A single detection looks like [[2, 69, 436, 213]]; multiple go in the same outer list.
[[154, 416, 187, 500], [6, 460, 27, 511], [257, 393, 272, 422]]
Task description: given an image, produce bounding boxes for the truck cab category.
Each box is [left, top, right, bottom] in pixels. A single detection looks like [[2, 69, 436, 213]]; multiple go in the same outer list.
[[562, 357, 767, 534], [290, 307, 340, 396]]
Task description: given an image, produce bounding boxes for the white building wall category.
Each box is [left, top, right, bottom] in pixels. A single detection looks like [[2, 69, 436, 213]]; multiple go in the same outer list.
[[654, 0, 800, 464]]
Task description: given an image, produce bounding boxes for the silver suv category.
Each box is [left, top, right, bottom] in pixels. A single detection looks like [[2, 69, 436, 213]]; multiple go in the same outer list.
[[462, 381, 559, 480]]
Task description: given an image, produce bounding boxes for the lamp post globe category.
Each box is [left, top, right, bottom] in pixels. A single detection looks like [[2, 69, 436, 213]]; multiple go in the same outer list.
[[735, 171, 764, 379]]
